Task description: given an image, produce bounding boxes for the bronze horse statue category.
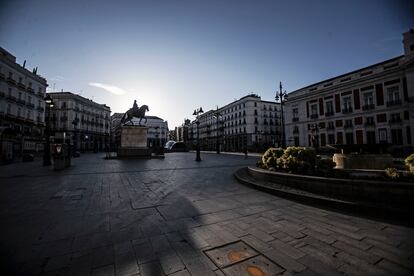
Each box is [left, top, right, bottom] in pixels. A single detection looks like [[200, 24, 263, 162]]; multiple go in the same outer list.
[[120, 104, 149, 126]]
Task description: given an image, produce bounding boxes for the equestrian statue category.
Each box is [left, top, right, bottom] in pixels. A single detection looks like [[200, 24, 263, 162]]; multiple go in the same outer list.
[[120, 100, 149, 126]]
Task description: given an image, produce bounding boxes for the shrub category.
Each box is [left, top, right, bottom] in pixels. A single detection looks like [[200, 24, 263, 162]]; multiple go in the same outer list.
[[405, 153, 414, 173], [385, 168, 401, 180], [280, 147, 317, 173], [261, 147, 284, 169]]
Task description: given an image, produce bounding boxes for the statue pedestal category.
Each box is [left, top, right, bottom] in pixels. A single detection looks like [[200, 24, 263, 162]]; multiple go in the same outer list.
[[117, 126, 151, 158]]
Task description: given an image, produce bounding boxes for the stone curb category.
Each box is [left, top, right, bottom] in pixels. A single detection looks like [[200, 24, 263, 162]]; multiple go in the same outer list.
[[234, 167, 412, 223]]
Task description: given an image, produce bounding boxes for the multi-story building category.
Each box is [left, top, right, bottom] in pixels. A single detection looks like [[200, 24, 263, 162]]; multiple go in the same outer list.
[[111, 113, 169, 149], [189, 94, 281, 152], [0, 47, 48, 160], [175, 119, 190, 143], [285, 29, 414, 153], [48, 92, 111, 151]]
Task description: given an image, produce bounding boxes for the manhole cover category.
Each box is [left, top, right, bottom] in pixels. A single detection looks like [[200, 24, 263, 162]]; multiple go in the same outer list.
[[223, 255, 284, 276], [204, 241, 258, 268]]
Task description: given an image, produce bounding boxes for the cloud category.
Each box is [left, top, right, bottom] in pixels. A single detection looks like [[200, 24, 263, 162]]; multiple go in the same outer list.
[[89, 82, 127, 95], [49, 75, 67, 82]]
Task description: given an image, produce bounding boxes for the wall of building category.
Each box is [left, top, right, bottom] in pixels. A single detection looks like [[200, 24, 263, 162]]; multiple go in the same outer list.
[[48, 92, 111, 151], [285, 30, 414, 154], [0, 47, 48, 159]]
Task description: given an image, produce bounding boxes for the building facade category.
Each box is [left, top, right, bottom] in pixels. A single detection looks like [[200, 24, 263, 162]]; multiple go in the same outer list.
[[189, 94, 281, 152], [175, 119, 190, 143], [48, 92, 111, 151], [0, 47, 48, 161], [285, 30, 414, 153]]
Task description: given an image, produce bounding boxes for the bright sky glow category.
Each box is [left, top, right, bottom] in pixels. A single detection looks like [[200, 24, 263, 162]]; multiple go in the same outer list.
[[0, 0, 413, 128]]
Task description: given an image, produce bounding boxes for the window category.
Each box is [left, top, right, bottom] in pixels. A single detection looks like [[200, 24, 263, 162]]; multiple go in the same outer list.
[[292, 108, 299, 120], [7, 104, 11, 114], [311, 104, 318, 115], [17, 107, 21, 117], [366, 131, 376, 144], [366, 116, 375, 125], [254, 110, 258, 116], [387, 86, 400, 104], [345, 132, 354, 144], [28, 96, 31, 103], [391, 129, 403, 145], [19, 77, 22, 83], [8, 72, 13, 78], [343, 96, 352, 110], [254, 102, 257, 107], [328, 134, 335, 144], [254, 118, 258, 124], [363, 92, 374, 105], [8, 87, 12, 96], [325, 101, 334, 115]]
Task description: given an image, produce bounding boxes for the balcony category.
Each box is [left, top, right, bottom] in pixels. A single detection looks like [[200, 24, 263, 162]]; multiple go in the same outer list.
[[27, 87, 34, 93], [60, 116, 68, 121], [386, 99, 402, 107], [310, 114, 318, 119], [325, 111, 334, 117], [342, 107, 353, 114], [17, 99, 26, 105], [327, 125, 335, 131], [18, 82, 26, 90], [389, 118, 402, 124], [27, 103, 35, 109], [362, 104, 375, 111], [37, 106, 44, 112], [6, 95, 16, 102], [7, 77, 16, 85], [293, 128, 299, 134], [0, 72, 4, 79], [292, 117, 299, 122], [0, 91, 5, 98], [344, 123, 353, 129]]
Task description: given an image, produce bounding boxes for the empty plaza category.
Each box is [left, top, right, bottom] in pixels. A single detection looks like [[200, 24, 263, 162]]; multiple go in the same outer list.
[[0, 153, 413, 276]]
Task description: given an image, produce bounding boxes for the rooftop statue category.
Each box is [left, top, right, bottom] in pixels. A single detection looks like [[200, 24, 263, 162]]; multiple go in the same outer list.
[[120, 100, 149, 126]]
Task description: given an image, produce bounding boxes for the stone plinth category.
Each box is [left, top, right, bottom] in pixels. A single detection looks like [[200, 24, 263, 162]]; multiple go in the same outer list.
[[117, 126, 151, 158], [333, 153, 393, 170]]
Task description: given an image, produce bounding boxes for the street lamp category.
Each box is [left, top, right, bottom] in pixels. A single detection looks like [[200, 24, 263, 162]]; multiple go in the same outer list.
[[310, 123, 319, 152], [192, 107, 204, 161], [213, 106, 222, 154], [72, 117, 79, 153], [43, 94, 54, 166], [275, 81, 288, 148]]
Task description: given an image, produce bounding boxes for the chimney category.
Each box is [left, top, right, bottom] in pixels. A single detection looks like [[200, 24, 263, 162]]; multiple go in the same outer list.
[[403, 29, 414, 59]]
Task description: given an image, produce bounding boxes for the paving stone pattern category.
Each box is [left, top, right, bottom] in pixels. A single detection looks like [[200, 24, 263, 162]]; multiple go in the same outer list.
[[0, 153, 413, 275]]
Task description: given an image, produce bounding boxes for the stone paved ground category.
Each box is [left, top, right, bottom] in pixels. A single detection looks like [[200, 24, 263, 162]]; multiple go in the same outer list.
[[0, 152, 413, 276]]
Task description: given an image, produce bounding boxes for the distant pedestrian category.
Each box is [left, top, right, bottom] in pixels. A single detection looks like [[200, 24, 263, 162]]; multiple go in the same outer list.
[[244, 147, 248, 159]]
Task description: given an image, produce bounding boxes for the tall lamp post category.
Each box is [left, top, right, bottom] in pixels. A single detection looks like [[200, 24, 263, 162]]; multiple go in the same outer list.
[[275, 81, 288, 148], [213, 106, 222, 154], [72, 117, 79, 153], [192, 107, 204, 161], [43, 94, 54, 166]]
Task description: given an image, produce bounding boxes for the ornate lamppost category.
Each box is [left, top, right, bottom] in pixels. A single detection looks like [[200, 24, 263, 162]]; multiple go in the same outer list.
[[192, 107, 204, 161], [310, 123, 319, 152], [275, 81, 288, 148], [213, 106, 222, 154], [43, 94, 54, 166]]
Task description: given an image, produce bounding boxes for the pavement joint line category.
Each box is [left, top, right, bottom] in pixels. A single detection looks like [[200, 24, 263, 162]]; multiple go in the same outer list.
[[0, 163, 248, 179]]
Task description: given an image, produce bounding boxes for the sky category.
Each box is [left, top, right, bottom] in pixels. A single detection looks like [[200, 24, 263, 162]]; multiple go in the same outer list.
[[1, 0, 413, 128]]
